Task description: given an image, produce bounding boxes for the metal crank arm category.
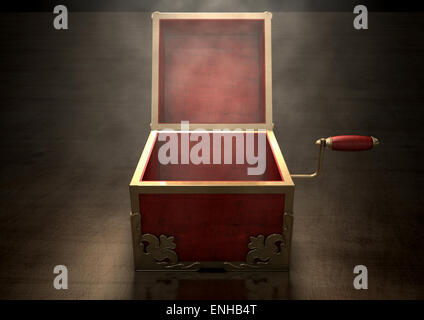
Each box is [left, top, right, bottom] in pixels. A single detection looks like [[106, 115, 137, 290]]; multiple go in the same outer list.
[[291, 135, 380, 179]]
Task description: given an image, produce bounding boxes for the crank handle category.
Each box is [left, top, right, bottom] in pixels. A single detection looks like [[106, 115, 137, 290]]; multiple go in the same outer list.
[[291, 135, 379, 179], [323, 135, 379, 151]]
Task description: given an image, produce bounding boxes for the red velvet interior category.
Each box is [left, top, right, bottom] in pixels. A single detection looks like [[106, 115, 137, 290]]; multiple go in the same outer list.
[[142, 132, 282, 181], [139, 193, 285, 261], [159, 19, 265, 124]]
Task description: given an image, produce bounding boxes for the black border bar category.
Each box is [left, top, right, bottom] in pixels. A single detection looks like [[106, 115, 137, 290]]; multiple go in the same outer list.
[[1, 300, 423, 319]]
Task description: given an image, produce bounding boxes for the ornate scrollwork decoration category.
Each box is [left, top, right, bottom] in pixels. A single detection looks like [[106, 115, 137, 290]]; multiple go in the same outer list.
[[224, 234, 285, 270], [131, 212, 200, 271], [224, 213, 293, 271], [140, 234, 178, 264], [247, 234, 286, 264], [140, 234, 200, 270]]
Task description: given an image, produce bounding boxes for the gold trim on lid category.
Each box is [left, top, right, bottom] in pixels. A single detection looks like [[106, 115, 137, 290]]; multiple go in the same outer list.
[[150, 12, 273, 130]]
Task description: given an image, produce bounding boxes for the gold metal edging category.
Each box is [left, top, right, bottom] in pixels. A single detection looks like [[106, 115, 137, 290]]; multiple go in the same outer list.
[[129, 130, 294, 188], [150, 12, 274, 131]]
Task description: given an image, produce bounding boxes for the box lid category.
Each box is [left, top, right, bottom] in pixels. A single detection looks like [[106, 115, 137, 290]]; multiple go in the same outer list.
[[150, 12, 273, 130]]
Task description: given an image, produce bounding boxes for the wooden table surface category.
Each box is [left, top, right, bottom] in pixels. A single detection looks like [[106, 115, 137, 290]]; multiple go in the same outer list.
[[0, 12, 423, 299]]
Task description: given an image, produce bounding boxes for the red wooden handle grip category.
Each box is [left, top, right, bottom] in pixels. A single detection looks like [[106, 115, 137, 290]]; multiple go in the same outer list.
[[328, 135, 379, 151]]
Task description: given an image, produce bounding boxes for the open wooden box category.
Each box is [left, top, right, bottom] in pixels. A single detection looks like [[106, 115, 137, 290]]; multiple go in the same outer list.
[[129, 12, 378, 271]]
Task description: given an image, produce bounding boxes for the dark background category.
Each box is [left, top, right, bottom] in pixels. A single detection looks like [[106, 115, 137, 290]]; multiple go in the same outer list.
[[1, 0, 423, 12], [0, 1, 423, 299]]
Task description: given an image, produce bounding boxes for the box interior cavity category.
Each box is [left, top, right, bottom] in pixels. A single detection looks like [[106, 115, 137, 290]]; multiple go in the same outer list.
[[141, 132, 283, 181]]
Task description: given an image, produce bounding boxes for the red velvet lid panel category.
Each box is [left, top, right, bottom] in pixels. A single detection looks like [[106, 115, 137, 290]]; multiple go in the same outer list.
[[157, 19, 266, 125]]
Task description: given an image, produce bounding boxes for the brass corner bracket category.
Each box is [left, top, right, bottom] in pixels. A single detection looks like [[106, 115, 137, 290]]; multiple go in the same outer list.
[[130, 212, 200, 271], [224, 212, 293, 271]]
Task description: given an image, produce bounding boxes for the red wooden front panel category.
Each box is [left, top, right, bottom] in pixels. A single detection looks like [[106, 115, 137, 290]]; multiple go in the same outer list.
[[159, 19, 265, 124], [139, 193, 285, 262]]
